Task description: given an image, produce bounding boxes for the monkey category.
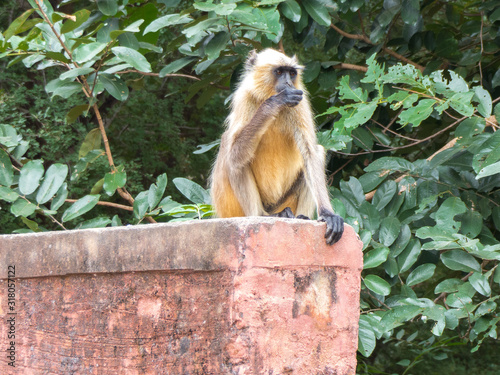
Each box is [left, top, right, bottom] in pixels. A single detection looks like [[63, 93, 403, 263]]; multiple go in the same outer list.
[[210, 49, 344, 245]]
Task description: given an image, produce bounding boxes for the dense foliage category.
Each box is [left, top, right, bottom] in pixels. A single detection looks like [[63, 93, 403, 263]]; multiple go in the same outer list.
[[1, 0, 500, 373]]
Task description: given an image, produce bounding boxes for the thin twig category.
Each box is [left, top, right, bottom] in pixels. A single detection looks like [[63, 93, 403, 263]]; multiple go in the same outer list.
[[65, 199, 134, 211]]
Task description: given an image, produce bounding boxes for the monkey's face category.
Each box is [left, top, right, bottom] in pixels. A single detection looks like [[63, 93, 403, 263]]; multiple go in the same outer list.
[[274, 66, 299, 94]]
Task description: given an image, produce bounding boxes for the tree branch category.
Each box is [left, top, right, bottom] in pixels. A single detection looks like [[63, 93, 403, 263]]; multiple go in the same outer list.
[[31, 1, 156, 223], [332, 63, 368, 72], [65, 199, 134, 212], [330, 23, 425, 72]]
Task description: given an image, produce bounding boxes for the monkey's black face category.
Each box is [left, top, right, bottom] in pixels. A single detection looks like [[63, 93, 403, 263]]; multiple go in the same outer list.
[[271, 66, 302, 107], [274, 66, 298, 92]]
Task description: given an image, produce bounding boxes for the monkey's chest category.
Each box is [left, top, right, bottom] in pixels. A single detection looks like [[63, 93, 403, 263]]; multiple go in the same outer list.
[[250, 126, 304, 207]]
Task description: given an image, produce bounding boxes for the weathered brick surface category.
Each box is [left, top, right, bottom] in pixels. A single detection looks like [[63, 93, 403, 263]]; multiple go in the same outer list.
[[0, 217, 363, 374]]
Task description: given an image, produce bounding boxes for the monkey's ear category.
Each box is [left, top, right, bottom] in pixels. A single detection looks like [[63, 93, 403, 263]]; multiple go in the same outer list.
[[245, 49, 258, 70], [291, 54, 304, 70]]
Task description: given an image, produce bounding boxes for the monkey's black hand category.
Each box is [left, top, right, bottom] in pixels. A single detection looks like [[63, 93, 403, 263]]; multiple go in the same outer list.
[[273, 87, 303, 108], [318, 209, 344, 245]]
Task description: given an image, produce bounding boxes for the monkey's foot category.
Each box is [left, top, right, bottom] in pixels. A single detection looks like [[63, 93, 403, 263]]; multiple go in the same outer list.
[[269, 207, 295, 218], [270, 208, 310, 220]]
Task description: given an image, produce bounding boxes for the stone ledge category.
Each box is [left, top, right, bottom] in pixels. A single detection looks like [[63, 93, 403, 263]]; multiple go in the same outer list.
[[0, 217, 362, 279]]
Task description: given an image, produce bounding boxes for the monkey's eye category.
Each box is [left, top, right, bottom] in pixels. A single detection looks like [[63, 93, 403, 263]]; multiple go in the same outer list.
[[276, 68, 283, 75], [290, 69, 297, 77]]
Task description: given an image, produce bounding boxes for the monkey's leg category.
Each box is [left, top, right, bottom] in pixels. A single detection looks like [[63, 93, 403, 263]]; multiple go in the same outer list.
[[228, 167, 266, 216]]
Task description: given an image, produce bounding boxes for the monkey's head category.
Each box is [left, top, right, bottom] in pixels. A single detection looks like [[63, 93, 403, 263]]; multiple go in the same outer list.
[[242, 49, 305, 102]]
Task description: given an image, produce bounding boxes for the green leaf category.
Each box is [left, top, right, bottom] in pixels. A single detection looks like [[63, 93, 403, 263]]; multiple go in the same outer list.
[[143, 14, 192, 34], [62, 194, 100, 222], [112, 46, 151, 72], [473, 86, 492, 117], [4, 9, 36, 41], [60, 67, 95, 81], [401, 0, 419, 25], [364, 247, 390, 269], [372, 180, 397, 211], [193, 139, 220, 154], [99, 73, 129, 101], [0, 186, 19, 203], [399, 99, 435, 127], [364, 274, 391, 296], [103, 168, 126, 196], [365, 157, 414, 173], [435, 197, 467, 232], [391, 224, 412, 257], [406, 264, 436, 286], [434, 278, 463, 294], [475, 301, 496, 318], [97, 0, 118, 16], [148, 173, 167, 210], [461, 210, 483, 238], [445, 292, 472, 308], [173, 178, 210, 204], [36, 164, 69, 204], [159, 57, 197, 76], [133, 191, 149, 219], [77, 217, 112, 229], [448, 92, 475, 117], [358, 171, 387, 193], [195, 1, 236, 15], [280, 0, 301, 22], [10, 199, 37, 217], [337, 75, 367, 102], [359, 201, 380, 232], [19, 160, 44, 195], [21, 217, 40, 232], [302, 0, 331, 27], [60, 9, 91, 34], [205, 31, 230, 60], [441, 250, 481, 273], [51, 182, 68, 211], [45, 78, 82, 99], [111, 214, 122, 227], [0, 124, 18, 148], [66, 104, 90, 124], [398, 239, 421, 273], [358, 316, 376, 357], [379, 216, 401, 247], [340, 177, 365, 206], [0, 149, 14, 186], [73, 42, 107, 64], [344, 102, 378, 128], [476, 160, 500, 180], [469, 273, 491, 297], [79, 128, 102, 158]]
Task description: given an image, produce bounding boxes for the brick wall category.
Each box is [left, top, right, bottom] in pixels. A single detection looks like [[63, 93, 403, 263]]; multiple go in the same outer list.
[[0, 217, 363, 374]]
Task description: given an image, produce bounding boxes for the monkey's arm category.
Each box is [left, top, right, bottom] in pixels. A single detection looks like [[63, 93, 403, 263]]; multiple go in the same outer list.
[[229, 88, 303, 168]]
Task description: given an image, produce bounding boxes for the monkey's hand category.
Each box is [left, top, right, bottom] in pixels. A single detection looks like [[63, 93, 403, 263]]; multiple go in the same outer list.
[[271, 87, 303, 108], [318, 209, 344, 245]]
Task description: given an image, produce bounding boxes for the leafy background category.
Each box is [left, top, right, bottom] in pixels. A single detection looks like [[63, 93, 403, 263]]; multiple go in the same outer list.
[[1, 0, 500, 373]]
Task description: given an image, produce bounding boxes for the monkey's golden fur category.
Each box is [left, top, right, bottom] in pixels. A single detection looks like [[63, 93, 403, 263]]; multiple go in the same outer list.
[[210, 49, 328, 220]]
